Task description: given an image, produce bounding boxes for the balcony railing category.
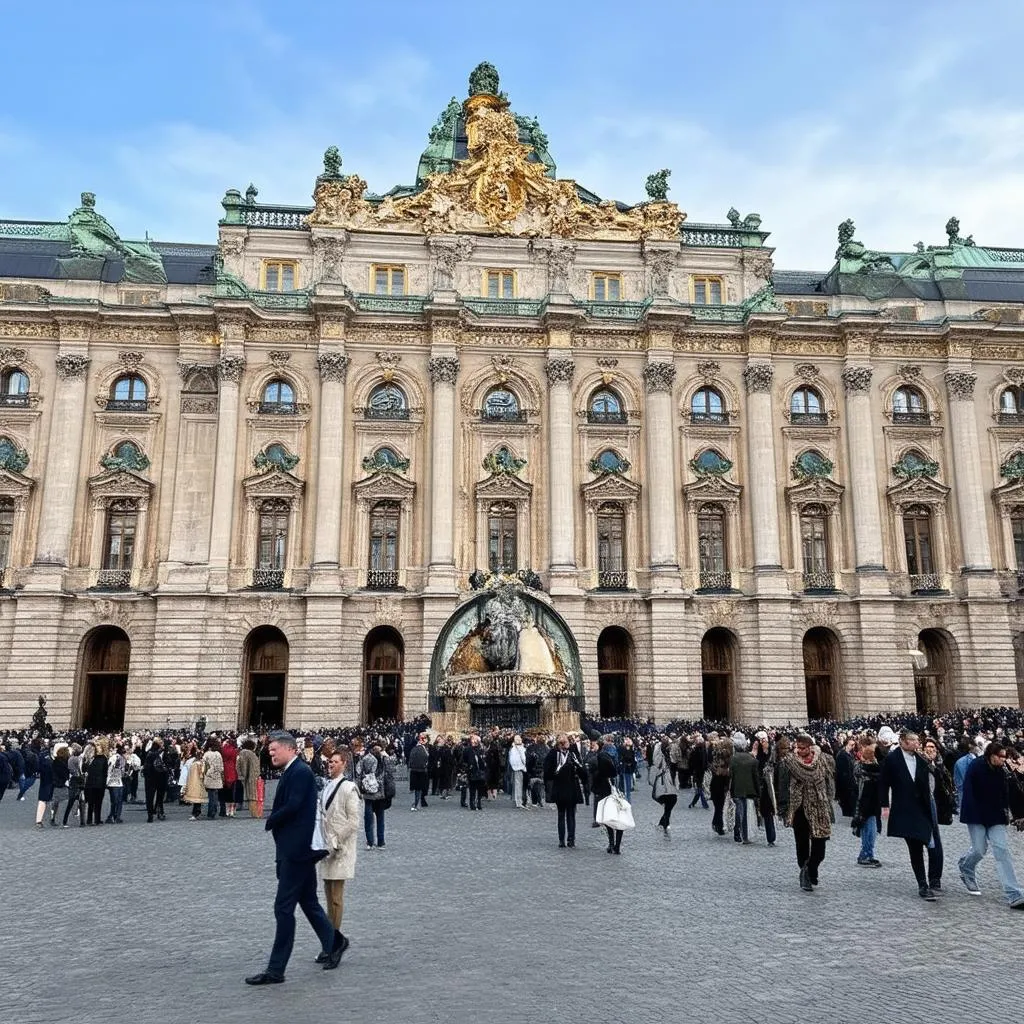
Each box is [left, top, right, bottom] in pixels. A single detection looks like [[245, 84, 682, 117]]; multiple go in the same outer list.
[[790, 412, 829, 425], [0, 394, 30, 408], [998, 412, 1024, 426], [587, 410, 628, 425], [0, 566, 7, 589], [690, 411, 730, 425], [353, 293, 426, 315], [597, 570, 629, 590], [462, 297, 545, 317], [910, 572, 942, 594], [579, 300, 651, 320], [366, 569, 400, 590], [257, 402, 298, 416], [802, 570, 836, 592], [363, 406, 410, 421], [96, 569, 131, 590], [697, 570, 732, 592], [1018, 570, 1024, 593], [105, 399, 150, 413], [252, 568, 285, 590], [481, 408, 528, 423], [892, 411, 931, 425], [240, 205, 311, 230]]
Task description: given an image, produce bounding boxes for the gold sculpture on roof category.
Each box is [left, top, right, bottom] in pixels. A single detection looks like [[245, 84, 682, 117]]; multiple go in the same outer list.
[[308, 91, 683, 241]]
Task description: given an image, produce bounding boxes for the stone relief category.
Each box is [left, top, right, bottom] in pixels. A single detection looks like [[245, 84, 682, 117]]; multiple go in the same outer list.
[[55, 354, 90, 380], [217, 357, 246, 385], [944, 370, 977, 401], [428, 235, 474, 289], [841, 366, 872, 393], [428, 356, 460, 386], [317, 353, 350, 383], [742, 363, 773, 394], [643, 362, 676, 394], [545, 359, 575, 387]]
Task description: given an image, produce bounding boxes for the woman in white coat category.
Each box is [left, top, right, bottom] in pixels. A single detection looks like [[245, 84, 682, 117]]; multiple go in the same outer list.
[[318, 747, 361, 957]]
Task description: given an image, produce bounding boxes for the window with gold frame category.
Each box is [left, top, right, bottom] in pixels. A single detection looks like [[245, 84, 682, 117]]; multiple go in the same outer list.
[[261, 260, 298, 292], [692, 275, 723, 305], [484, 269, 516, 299], [372, 264, 407, 295], [591, 272, 622, 302]]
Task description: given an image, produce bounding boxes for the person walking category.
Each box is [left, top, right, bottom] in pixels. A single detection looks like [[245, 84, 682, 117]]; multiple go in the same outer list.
[[407, 732, 430, 811], [594, 736, 624, 855], [852, 738, 882, 867], [46, 743, 70, 827], [618, 737, 637, 803], [33, 744, 54, 829], [544, 732, 586, 849], [878, 729, 942, 901], [356, 743, 389, 848], [237, 737, 262, 818], [709, 733, 733, 836], [729, 732, 762, 845], [63, 744, 86, 827], [688, 733, 710, 809], [753, 733, 778, 847], [317, 747, 360, 953], [463, 733, 487, 811], [650, 736, 679, 836], [957, 742, 1024, 908], [508, 734, 527, 808], [784, 734, 833, 893], [245, 731, 346, 985]]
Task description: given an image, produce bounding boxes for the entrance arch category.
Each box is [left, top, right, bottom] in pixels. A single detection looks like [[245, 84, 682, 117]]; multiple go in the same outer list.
[[364, 627, 403, 722], [701, 628, 737, 721], [243, 627, 289, 729], [77, 626, 131, 731], [597, 627, 633, 718], [803, 627, 842, 720], [914, 628, 956, 713]]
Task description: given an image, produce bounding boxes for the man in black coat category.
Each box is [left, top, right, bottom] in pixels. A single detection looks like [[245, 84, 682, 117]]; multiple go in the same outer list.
[[879, 729, 943, 901], [245, 731, 346, 985]]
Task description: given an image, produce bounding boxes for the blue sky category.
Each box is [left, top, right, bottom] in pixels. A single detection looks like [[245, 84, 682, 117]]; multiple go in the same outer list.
[[2, 0, 1023, 267]]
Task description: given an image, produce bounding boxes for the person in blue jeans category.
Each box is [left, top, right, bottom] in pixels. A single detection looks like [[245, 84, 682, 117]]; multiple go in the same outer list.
[[617, 738, 637, 802], [853, 739, 883, 866], [958, 742, 1024, 908]]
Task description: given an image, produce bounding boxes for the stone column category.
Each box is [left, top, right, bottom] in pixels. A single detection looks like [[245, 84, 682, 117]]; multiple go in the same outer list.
[[32, 353, 90, 573], [643, 360, 679, 581], [546, 358, 576, 578], [945, 370, 993, 573], [742, 362, 782, 571], [427, 354, 460, 590], [309, 351, 349, 587], [841, 364, 886, 572], [207, 355, 245, 592]]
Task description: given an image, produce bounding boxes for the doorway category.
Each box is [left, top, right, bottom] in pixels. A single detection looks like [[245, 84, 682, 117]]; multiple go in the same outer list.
[[243, 626, 289, 729], [914, 629, 955, 713], [364, 627, 403, 722], [78, 627, 131, 731], [701, 628, 736, 721], [803, 627, 841, 720], [597, 626, 633, 718]]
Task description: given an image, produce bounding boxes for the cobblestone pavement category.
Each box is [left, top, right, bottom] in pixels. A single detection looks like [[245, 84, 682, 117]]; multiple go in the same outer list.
[[2, 782, 1022, 1023]]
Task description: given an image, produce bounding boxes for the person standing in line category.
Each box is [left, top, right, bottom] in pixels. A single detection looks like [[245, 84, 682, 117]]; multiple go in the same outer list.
[[104, 742, 126, 824], [143, 737, 169, 822], [784, 734, 833, 893], [650, 736, 678, 837], [544, 732, 586, 849], [33, 742, 54, 829], [688, 733, 709, 809], [202, 736, 225, 821], [834, 736, 858, 818], [63, 743, 86, 827], [617, 737, 637, 803], [463, 733, 487, 811], [221, 734, 240, 817], [957, 742, 1024, 908], [317, 747, 359, 956], [508, 734, 527, 808], [123, 743, 141, 805], [356, 743, 388, 848], [878, 730, 942, 901], [182, 742, 206, 820], [236, 737, 262, 818], [852, 738, 882, 867], [953, 735, 981, 810], [83, 738, 108, 826], [709, 732, 733, 836], [594, 736, 624, 855], [729, 732, 762, 845], [245, 731, 346, 985], [407, 732, 430, 811]]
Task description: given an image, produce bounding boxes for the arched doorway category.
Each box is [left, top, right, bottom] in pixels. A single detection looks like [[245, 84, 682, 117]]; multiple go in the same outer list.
[[77, 626, 131, 731], [243, 627, 289, 729], [597, 627, 633, 718], [914, 629, 955, 713], [803, 627, 841, 720], [364, 627, 403, 722], [701, 628, 736, 721]]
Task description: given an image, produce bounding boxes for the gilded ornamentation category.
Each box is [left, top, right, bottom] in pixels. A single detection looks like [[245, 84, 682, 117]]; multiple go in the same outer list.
[[643, 362, 676, 393], [429, 356, 460, 386], [545, 359, 575, 387], [644, 248, 677, 295], [428, 236, 474, 289], [375, 351, 402, 382], [317, 353, 349, 383], [217, 356, 246, 385], [742, 363, 773, 394], [841, 366, 872, 393], [55, 354, 90, 380], [944, 370, 976, 401]]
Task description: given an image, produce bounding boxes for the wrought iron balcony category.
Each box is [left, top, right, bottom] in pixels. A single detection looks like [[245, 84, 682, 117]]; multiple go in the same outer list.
[[481, 408, 528, 423], [579, 300, 651, 320], [597, 570, 629, 590], [366, 569, 400, 590], [252, 568, 285, 590], [998, 412, 1024, 426], [1018, 570, 1024, 593], [0, 566, 7, 589], [0, 394, 30, 408], [353, 293, 427, 315], [105, 399, 150, 413], [257, 401, 298, 416], [892, 411, 931, 425], [802, 570, 836, 592], [910, 572, 942, 594], [690, 411, 730, 425], [462, 297, 545, 317], [697, 570, 732, 592], [363, 405, 410, 420], [96, 569, 131, 590], [587, 410, 628, 425], [790, 412, 829, 425]]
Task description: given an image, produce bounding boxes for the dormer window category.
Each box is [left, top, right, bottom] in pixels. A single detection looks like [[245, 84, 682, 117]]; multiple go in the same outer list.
[[262, 260, 297, 292], [107, 375, 148, 412], [0, 369, 29, 407]]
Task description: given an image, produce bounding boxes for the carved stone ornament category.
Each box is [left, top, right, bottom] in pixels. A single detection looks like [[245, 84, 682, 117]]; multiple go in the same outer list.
[[746, 253, 774, 281], [794, 363, 819, 381], [643, 362, 676, 394], [375, 351, 402, 384], [1000, 451, 1024, 482], [897, 364, 922, 380], [268, 350, 291, 367], [697, 360, 720, 381], [596, 357, 619, 370], [218, 236, 245, 259], [312, 234, 346, 282], [742, 363, 773, 394], [644, 248, 677, 295], [317, 352, 350, 383], [217, 356, 246, 385], [1004, 368, 1024, 386], [308, 93, 683, 241], [0, 347, 28, 366], [944, 370, 977, 401], [538, 243, 576, 291], [841, 366, 873, 394], [428, 356, 460, 387], [545, 359, 575, 387], [428, 235, 474, 288], [116, 351, 144, 371], [55, 354, 90, 380]]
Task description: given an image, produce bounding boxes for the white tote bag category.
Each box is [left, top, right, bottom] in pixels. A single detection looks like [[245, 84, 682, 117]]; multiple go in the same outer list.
[[596, 786, 636, 831]]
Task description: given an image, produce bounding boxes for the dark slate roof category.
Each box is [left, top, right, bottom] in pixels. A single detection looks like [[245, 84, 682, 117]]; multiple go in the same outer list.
[[773, 270, 826, 295]]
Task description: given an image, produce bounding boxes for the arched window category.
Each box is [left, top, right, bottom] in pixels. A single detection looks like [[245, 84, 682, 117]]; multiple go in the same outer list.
[[893, 386, 928, 424], [259, 379, 296, 415], [999, 386, 1024, 423], [487, 501, 518, 572], [690, 387, 728, 424], [697, 503, 729, 589], [0, 368, 29, 407], [368, 501, 401, 589], [0, 496, 14, 570], [790, 386, 826, 424], [108, 375, 148, 411], [597, 503, 626, 588], [588, 389, 626, 424], [365, 383, 409, 420], [800, 504, 833, 590], [482, 388, 522, 422], [903, 505, 937, 589], [104, 499, 138, 571]]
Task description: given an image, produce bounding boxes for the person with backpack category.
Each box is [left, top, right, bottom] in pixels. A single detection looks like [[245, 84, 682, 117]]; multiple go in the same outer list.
[[356, 743, 389, 849], [143, 737, 170, 822]]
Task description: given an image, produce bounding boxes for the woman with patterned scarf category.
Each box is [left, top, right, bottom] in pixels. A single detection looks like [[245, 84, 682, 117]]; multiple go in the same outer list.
[[785, 734, 834, 893]]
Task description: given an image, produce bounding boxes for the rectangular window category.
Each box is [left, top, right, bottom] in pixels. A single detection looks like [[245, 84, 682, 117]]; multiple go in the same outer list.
[[485, 270, 516, 299], [692, 276, 723, 305], [373, 265, 406, 295], [369, 503, 400, 572], [697, 510, 727, 573], [1014, 515, 1024, 569], [903, 513, 933, 575], [0, 502, 13, 568], [488, 504, 518, 572], [104, 504, 137, 571], [597, 508, 625, 573], [592, 273, 622, 302], [263, 260, 298, 292], [800, 514, 829, 573], [258, 504, 289, 570]]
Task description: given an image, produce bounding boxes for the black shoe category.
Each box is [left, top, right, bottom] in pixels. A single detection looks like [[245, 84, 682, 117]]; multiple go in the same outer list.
[[324, 932, 349, 970], [919, 885, 937, 901], [566, 841, 575, 848], [591, 822, 601, 829], [245, 972, 284, 985], [734, 836, 742, 843], [606, 845, 614, 854], [315, 951, 330, 964], [800, 867, 814, 892], [613, 848, 621, 855], [558, 841, 566, 848], [147, 816, 154, 823], [929, 879, 942, 892], [421, 801, 428, 808]]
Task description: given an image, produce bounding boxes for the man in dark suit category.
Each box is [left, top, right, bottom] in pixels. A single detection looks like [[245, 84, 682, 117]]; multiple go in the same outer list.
[[245, 731, 346, 985], [879, 728, 943, 901]]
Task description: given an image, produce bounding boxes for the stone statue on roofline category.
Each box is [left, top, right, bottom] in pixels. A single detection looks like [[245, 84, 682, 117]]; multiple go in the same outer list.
[[945, 216, 975, 247], [834, 217, 895, 273], [644, 169, 671, 201], [66, 192, 166, 285], [322, 145, 343, 179], [468, 61, 500, 97]]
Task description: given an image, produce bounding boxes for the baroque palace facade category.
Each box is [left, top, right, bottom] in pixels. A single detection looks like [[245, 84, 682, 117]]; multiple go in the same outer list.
[[2, 63, 1024, 732]]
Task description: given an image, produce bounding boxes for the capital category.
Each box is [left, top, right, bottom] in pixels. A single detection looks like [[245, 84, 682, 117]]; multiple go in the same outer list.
[[317, 352, 350, 383], [841, 365, 873, 394], [643, 361, 676, 393], [217, 356, 246, 385], [944, 370, 977, 401], [428, 356, 460, 387], [545, 359, 575, 387], [55, 353, 90, 380], [742, 362, 773, 394]]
